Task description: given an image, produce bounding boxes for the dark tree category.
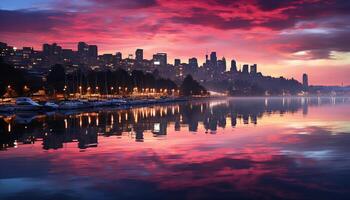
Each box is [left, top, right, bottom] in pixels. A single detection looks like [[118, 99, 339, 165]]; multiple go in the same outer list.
[[0, 59, 26, 97], [47, 64, 66, 94], [180, 75, 207, 96]]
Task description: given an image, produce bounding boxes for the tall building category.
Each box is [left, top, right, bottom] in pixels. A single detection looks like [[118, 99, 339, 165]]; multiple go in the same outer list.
[[78, 42, 89, 56], [250, 64, 257, 74], [135, 49, 143, 63], [153, 53, 167, 67], [43, 43, 62, 57], [230, 59, 237, 73], [43, 43, 51, 56], [101, 54, 114, 66], [174, 59, 181, 67], [188, 57, 198, 74], [115, 52, 122, 63], [88, 45, 98, 58], [42, 43, 62, 65], [210, 52, 217, 68], [303, 73, 308, 88], [62, 49, 74, 64], [242, 64, 249, 74], [77, 42, 97, 65], [217, 57, 226, 74], [188, 57, 198, 68]]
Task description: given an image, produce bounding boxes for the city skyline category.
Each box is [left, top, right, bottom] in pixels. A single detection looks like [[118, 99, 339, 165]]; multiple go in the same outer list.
[[1, 0, 349, 85]]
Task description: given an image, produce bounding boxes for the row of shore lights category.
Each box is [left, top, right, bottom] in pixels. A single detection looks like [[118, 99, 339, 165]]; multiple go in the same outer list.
[[6, 85, 179, 94], [64, 85, 180, 94], [7, 85, 30, 90]]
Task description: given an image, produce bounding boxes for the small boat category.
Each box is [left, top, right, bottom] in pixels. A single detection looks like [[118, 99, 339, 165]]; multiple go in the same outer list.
[[43, 102, 59, 110], [88, 100, 111, 107], [106, 99, 127, 106], [58, 100, 91, 110], [15, 97, 43, 111]]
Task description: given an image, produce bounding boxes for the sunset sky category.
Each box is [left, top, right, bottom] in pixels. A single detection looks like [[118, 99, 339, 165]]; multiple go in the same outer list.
[[1, 0, 349, 85]]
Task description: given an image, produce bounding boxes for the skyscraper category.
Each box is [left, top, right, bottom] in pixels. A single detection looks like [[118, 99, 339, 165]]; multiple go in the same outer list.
[[303, 73, 308, 88], [250, 64, 257, 74], [230, 59, 237, 73], [78, 42, 89, 64], [188, 57, 198, 68], [188, 57, 198, 74], [242, 64, 249, 74], [42, 43, 62, 65], [115, 52, 122, 63], [88, 45, 98, 58], [78, 42, 89, 56], [210, 52, 217, 68], [174, 59, 181, 66], [88, 45, 98, 64], [217, 57, 226, 74], [153, 53, 167, 67], [135, 49, 143, 63]]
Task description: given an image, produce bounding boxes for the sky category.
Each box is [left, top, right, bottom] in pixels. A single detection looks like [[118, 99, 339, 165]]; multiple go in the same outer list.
[[0, 0, 349, 85]]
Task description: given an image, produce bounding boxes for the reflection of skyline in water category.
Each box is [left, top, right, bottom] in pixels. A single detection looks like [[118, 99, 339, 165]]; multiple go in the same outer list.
[[0, 97, 348, 151], [1, 97, 350, 200]]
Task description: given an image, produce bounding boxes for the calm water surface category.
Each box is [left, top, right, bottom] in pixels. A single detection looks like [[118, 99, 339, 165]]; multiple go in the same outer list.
[[1, 97, 350, 200]]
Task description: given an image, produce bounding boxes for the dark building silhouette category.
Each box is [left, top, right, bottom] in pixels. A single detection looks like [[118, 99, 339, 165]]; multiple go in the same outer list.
[[78, 42, 89, 63], [250, 64, 257, 74], [77, 42, 97, 65], [210, 52, 217, 68], [174, 58, 181, 67], [188, 57, 198, 73], [242, 64, 249, 74], [135, 49, 143, 63], [100, 54, 114, 66], [230, 59, 237, 73], [153, 53, 167, 67], [115, 52, 122, 63], [88, 45, 98, 63], [43, 43, 62, 65], [217, 57, 226, 74], [62, 49, 75, 64], [303, 73, 308, 89]]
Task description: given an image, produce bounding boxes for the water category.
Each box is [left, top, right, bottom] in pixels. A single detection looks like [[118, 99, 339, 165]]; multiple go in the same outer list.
[[1, 97, 350, 200]]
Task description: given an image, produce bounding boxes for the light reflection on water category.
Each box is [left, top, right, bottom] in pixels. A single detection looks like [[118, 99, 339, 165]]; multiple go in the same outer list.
[[0, 97, 350, 200]]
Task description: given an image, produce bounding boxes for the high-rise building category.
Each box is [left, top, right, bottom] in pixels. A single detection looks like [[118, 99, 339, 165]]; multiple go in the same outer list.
[[303, 73, 308, 88], [153, 53, 167, 67], [101, 54, 114, 66], [62, 49, 74, 63], [135, 49, 143, 63], [230, 59, 237, 72], [115, 52, 122, 63], [22, 47, 33, 59], [78, 42, 97, 65], [43, 43, 51, 56], [210, 52, 217, 68], [242, 64, 249, 74], [42, 43, 62, 65], [174, 59, 181, 67], [188, 57, 198, 74], [88, 45, 98, 58], [217, 57, 226, 73], [78, 42, 88, 56], [250, 64, 257, 74], [43, 43, 62, 57], [188, 57, 198, 68]]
